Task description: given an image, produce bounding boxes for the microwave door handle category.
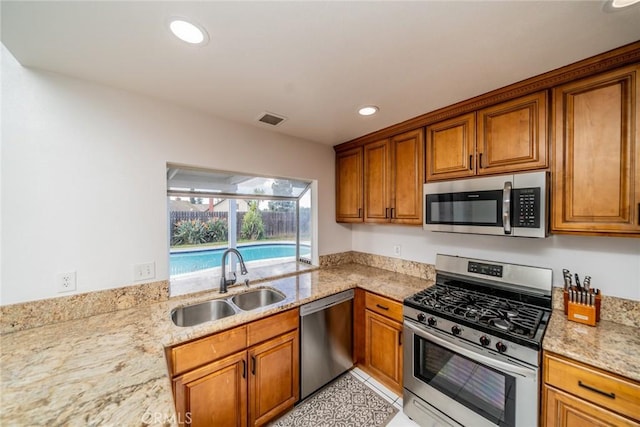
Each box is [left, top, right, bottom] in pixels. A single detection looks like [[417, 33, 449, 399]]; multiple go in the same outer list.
[[503, 181, 512, 235]]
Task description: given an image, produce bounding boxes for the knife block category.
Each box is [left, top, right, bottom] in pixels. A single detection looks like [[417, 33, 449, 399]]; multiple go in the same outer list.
[[564, 290, 601, 327]]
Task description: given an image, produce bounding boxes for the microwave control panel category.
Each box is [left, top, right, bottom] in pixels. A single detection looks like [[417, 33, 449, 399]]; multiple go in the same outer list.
[[513, 187, 540, 228]]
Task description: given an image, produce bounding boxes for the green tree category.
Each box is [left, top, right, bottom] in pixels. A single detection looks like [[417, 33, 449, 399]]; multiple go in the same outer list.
[[268, 179, 295, 211], [241, 201, 265, 240]]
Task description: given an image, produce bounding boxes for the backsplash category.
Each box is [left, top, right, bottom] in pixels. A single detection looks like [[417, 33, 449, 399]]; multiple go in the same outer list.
[[3, 252, 636, 334], [552, 287, 640, 328], [320, 251, 436, 281], [0, 280, 169, 334]]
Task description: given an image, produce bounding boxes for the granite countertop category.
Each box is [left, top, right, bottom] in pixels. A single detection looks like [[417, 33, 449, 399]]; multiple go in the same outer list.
[[0, 263, 429, 426], [543, 310, 640, 382]]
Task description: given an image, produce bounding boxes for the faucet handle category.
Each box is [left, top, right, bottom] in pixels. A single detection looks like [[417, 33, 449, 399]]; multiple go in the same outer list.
[[244, 278, 250, 288], [230, 272, 237, 285]]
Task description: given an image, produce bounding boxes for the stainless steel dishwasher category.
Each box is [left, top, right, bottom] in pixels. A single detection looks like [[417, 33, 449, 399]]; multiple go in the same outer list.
[[299, 289, 354, 400]]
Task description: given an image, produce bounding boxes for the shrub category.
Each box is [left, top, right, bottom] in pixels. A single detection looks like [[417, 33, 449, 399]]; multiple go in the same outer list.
[[205, 217, 228, 242], [172, 219, 207, 245]]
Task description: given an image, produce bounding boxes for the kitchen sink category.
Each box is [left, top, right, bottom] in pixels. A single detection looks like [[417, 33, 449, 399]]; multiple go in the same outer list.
[[171, 287, 287, 327], [231, 288, 286, 311], [171, 299, 237, 327]]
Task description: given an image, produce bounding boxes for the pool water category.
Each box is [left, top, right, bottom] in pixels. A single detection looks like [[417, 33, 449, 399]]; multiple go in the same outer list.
[[170, 243, 310, 276]]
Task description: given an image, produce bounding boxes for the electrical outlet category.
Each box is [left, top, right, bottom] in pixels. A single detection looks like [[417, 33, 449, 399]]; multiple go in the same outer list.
[[393, 245, 402, 257], [134, 262, 155, 281], [57, 271, 77, 293]]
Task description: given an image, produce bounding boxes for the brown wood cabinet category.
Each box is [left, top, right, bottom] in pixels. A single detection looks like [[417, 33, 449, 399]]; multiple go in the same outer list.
[[364, 139, 391, 223], [354, 290, 403, 395], [169, 309, 299, 427], [336, 146, 364, 222], [390, 129, 425, 224], [477, 91, 548, 175], [173, 351, 248, 427], [426, 91, 548, 181], [426, 112, 476, 181], [542, 352, 640, 427], [552, 64, 640, 236], [336, 128, 424, 225], [544, 386, 639, 427], [248, 330, 299, 426]]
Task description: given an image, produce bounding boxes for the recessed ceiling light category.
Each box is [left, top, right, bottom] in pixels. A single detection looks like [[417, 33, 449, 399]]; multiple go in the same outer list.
[[168, 18, 209, 45], [611, 0, 640, 7], [603, 0, 640, 11], [358, 106, 379, 116]]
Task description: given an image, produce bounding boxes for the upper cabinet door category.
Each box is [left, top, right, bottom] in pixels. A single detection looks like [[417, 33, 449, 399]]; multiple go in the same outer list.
[[364, 139, 391, 223], [390, 129, 424, 224], [335, 146, 363, 223], [477, 91, 548, 175], [552, 65, 640, 236], [426, 113, 476, 181]]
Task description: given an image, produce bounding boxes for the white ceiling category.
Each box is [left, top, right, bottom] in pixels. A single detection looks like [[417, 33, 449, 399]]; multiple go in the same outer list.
[[2, 1, 640, 146]]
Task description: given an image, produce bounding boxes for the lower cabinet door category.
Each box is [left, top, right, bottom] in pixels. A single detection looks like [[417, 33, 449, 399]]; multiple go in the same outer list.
[[248, 330, 299, 427], [364, 309, 403, 394], [543, 385, 640, 427], [173, 351, 247, 427]]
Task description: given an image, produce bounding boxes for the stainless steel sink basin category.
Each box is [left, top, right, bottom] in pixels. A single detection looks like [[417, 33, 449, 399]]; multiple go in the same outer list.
[[171, 299, 237, 327], [231, 288, 286, 311], [171, 287, 287, 327]]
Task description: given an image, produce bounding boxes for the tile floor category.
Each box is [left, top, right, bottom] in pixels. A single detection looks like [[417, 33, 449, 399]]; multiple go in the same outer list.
[[349, 367, 420, 427]]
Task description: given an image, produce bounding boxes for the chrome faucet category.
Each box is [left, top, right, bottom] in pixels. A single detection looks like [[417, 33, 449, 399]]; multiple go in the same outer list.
[[219, 248, 249, 293]]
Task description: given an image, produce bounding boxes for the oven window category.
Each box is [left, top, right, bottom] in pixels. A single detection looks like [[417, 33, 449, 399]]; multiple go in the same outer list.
[[414, 336, 515, 426]]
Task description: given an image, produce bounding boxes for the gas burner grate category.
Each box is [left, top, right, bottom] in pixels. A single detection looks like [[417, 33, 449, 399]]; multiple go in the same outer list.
[[406, 283, 545, 339]]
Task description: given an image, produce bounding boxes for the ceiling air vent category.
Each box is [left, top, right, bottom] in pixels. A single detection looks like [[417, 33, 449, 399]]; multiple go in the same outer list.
[[257, 112, 287, 126]]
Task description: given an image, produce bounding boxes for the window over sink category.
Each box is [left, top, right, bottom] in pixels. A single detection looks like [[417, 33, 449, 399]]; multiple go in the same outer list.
[[166, 164, 316, 296]]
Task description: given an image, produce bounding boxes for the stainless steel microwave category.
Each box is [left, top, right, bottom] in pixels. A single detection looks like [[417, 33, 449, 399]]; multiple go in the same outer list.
[[424, 171, 549, 238]]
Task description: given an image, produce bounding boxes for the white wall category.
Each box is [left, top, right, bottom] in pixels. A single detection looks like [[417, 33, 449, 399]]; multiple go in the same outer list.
[[0, 46, 351, 305], [4, 43, 638, 305], [352, 224, 640, 300]]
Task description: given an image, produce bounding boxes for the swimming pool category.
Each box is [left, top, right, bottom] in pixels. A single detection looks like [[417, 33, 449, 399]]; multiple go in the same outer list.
[[170, 243, 310, 276]]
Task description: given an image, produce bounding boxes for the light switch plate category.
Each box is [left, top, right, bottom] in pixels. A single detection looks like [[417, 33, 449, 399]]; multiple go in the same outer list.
[[134, 262, 155, 281]]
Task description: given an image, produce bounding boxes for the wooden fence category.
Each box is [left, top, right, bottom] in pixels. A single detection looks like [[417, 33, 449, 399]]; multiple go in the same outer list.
[[170, 210, 308, 238]]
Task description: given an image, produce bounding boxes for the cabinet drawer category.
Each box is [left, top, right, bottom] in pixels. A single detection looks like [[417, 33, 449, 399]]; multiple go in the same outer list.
[[543, 384, 640, 427], [247, 308, 299, 347], [365, 292, 403, 323], [544, 353, 640, 421], [170, 325, 247, 376]]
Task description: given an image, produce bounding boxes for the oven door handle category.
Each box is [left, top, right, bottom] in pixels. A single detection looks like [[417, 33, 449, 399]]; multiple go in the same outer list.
[[404, 321, 535, 379]]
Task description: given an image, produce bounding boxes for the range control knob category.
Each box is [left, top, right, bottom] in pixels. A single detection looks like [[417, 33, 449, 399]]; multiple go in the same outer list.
[[495, 342, 507, 353], [417, 313, 426, 323], [427, 317, 437, 327], [479, 335, 491, 346], [451, 325, 462, 336]]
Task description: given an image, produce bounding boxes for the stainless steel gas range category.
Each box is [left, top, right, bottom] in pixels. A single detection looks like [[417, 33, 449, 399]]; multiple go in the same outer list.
[[403, 254, 552, 427]]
